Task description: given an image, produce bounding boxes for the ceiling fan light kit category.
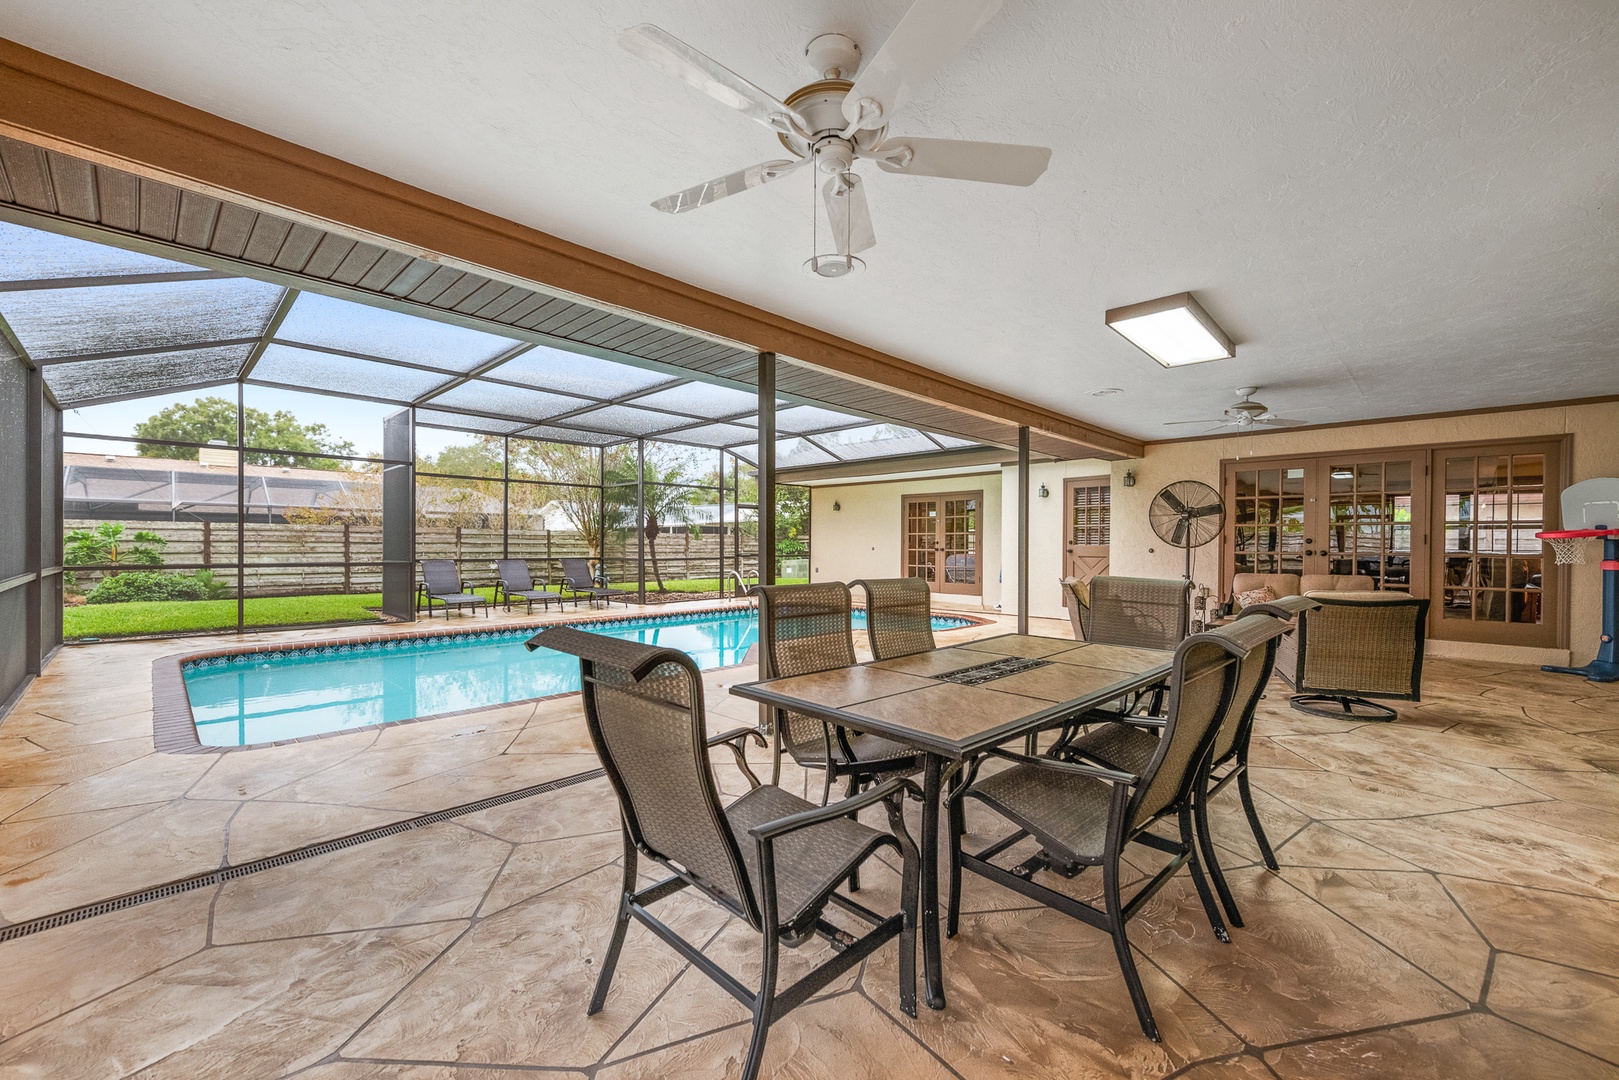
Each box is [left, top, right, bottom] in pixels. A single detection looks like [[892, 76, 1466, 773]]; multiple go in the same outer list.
[[1105, 291, 1235, 367], [620, 0, 1052, 274]]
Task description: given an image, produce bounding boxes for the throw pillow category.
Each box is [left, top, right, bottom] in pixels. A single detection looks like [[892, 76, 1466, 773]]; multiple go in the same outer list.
[[1235, 584, 1276, 609]]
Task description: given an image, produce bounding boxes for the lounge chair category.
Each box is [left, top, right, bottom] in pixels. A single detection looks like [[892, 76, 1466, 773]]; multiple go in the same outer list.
[[559, 557, 632, 608], [419, 559, 489, 619], [495, 558, 568, 614]]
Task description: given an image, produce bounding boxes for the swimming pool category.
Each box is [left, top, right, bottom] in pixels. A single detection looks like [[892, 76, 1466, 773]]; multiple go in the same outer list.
[[182, 608, 976, 747]]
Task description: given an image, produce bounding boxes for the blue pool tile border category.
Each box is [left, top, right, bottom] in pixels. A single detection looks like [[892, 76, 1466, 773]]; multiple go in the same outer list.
[[152, 604, 989, 754]]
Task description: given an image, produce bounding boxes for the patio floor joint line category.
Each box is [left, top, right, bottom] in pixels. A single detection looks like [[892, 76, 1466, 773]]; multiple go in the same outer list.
[[0, 767, 605, 944]]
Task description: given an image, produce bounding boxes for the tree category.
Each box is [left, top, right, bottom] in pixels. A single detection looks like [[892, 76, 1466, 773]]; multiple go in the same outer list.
[[605, 452, 699, 591], [134, 397, 355, 469], [701, 464, 810, 572], [505, 440, 630, 561]]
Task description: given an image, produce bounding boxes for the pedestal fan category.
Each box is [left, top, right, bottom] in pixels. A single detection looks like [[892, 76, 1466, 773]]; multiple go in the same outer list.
[[1149, 480, 1225, 581]]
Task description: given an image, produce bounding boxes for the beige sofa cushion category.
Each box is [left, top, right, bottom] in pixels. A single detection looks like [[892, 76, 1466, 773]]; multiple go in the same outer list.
[[1302, 589, 1415, 602], [1301, 574, 1378, 593]]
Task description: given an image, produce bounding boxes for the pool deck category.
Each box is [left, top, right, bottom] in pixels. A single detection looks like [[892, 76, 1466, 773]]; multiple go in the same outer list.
[[1, 600, 1617, 1077], [0, 597, 1004, 924]]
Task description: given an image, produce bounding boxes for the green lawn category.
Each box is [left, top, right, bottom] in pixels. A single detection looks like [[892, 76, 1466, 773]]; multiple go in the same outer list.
[[62, 578, 811, 639], [65, 593, 388, 639]]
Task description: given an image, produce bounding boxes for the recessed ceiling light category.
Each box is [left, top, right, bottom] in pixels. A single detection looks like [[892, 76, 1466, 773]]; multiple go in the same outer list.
[[1105, 292, 1235, 368], [1090, 387, 1124, 397]]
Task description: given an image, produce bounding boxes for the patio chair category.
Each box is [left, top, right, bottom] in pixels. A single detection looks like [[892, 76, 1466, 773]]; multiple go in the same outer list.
[[947, 631, 1244, 1042], [419, 559, 489, 619], [525, 625, 920, 1079], [559, 557, 632, 608], [494, 558, 568, 614], [851, 576, 934, 661], [1284, 593, 1430, 720], [1057, 612, 1294, 929], [757, 583, 925, 809], [1060, 575, 1192, 725]]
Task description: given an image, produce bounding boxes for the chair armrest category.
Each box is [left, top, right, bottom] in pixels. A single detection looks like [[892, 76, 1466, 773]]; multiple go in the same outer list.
[[748, 777, 921, 842], [1121, 716, 1166, 730], [984, 746, 1138, 785], [706, 725, 768, 789]]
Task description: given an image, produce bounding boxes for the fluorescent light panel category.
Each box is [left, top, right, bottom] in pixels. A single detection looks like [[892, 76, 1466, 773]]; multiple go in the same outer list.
[[1105, 292, 1234, 368]]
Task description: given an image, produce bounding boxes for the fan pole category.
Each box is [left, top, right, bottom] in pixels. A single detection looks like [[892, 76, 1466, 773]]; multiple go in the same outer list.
[[1184, 532, 1192, 583]]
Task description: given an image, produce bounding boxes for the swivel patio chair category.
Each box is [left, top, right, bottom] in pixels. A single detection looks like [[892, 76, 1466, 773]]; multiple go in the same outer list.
[[851, 576, 934, 661], [526, 625, 920, 1080], [757, 583, 924, 809], [495, 558, 569, 614], [1284, 593, 1430, 720], [559, 557, 632, 608], [947, 631, 1244, 1041], [1057, 612, 1294, 929], [419, 559, 489, 619]]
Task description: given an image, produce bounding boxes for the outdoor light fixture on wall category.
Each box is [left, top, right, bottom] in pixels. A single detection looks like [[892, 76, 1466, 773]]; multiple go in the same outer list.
[[832, 500, 841, 511], [1105, 292, 1235, 368], [1122, 470, 1136, 488], [1038, 484, 1049, 498]]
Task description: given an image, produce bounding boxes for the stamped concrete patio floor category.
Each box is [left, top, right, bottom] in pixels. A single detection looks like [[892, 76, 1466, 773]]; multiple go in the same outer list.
[[0, 608, 1616, 1078]]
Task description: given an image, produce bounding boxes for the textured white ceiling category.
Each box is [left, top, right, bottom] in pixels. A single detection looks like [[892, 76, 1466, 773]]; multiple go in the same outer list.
[[3, 0, 1616, 441]]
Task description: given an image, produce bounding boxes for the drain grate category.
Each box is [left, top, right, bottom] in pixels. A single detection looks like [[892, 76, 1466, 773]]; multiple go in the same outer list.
[[0, 768, 605, 944]]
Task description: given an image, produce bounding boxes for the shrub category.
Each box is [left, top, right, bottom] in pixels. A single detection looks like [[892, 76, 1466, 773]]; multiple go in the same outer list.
[[86, 571, 209, 605], [192, 569, 229, 600]]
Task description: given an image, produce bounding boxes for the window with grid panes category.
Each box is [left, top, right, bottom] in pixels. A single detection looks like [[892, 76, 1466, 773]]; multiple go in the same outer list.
[[1441, 453, 1546, 624], [1070, 483, 1110, 546]]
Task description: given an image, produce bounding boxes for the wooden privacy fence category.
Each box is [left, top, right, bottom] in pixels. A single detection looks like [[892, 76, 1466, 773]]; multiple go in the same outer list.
[[67, 520, 764, 598]]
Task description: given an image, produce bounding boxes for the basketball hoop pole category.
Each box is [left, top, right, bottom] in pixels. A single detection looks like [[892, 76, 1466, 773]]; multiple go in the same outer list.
[[1538, 529, 1619, 683]]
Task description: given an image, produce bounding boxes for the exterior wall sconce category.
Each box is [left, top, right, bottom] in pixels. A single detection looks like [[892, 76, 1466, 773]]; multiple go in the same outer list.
[[1122, 470, 1136, 488], [1037, 484, 1049, 498], [832, 500, 841, 511]]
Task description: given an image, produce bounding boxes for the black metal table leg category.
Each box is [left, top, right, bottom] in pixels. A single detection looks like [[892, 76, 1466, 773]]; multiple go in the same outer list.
[[920, 753, 946, 1010]]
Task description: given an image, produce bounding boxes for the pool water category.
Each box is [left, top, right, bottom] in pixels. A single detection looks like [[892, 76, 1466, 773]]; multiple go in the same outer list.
[[183, 609, 974, 747]]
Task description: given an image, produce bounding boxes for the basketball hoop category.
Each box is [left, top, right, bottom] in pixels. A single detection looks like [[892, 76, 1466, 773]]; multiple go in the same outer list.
[[1536, 476, 1619, 683], [1540, 528, 1615, 565]]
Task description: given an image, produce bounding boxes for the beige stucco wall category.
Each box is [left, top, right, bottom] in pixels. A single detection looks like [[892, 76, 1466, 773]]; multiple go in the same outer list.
[[999, 459, 1116, 620], [1106, 400, 1619, 666], [809, 472, 1003, 609]]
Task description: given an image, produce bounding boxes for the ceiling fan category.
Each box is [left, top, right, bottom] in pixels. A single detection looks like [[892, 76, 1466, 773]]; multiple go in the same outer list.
[[620, 0, 1052, 274], [1164, 387, 1308, 432]]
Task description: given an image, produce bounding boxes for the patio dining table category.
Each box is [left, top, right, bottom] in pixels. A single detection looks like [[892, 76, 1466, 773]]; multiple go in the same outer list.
[[730, 632, 1175, 1011]]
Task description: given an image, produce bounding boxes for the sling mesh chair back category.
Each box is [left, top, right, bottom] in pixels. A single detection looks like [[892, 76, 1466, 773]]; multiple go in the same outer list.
[[1057, 614, 1294, 930], [419, 558, 488, 618], [757, 583, 922, 804], [852, 576, 935, 661], [559, 557, 630, 607], [527, 625, 919, 1080], [949, 632, 1243, 1041], [1085, 575, 1193, 650]]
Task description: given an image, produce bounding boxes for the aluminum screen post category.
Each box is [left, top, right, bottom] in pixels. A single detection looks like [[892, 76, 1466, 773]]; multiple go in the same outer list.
[[381, 408, 416, 621], [716, 448, 726, 598], [1018, 426, 1030, 636], [758, 351, 776, 587], [636, 438, 646, 605]]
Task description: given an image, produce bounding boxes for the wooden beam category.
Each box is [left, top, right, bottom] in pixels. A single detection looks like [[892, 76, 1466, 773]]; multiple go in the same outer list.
[[0, 36, 1143, 459]]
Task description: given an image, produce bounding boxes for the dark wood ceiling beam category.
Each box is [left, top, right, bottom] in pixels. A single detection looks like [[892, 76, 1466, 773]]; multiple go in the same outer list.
[[0, 36, 1143, 459]]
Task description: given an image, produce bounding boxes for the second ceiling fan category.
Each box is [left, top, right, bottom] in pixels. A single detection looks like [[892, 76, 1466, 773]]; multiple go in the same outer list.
[[621, 0, 1053, 272]]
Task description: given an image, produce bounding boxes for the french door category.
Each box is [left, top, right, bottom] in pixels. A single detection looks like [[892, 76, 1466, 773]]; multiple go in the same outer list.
[[1225, 452, 1428, 592], [1062, 477, 1110, 604], [902, 490, 981, 595]]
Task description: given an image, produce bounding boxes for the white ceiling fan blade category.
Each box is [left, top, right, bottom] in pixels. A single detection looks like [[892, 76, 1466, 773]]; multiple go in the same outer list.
[[1253, 416, 1308, 428], [1163, 419, 1228, 426], [823, 174, 876, 255], [867, 137, 1051, 185], [621, 24, 806, 133], [841, 0, 1003, 131], [651, 158, 807, 214]]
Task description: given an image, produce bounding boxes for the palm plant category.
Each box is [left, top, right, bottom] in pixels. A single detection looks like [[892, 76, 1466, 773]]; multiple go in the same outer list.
[[606, 455, 700, 592], [64, 521, 167, 574]]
